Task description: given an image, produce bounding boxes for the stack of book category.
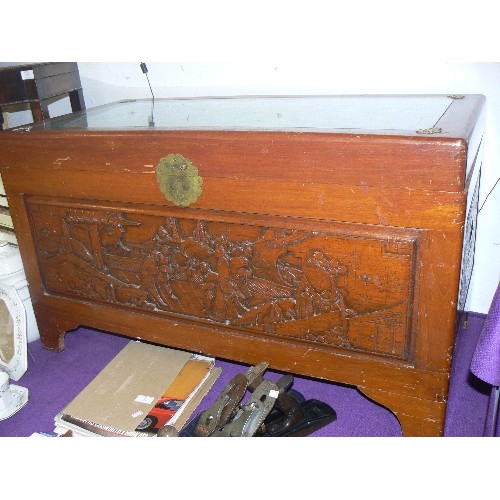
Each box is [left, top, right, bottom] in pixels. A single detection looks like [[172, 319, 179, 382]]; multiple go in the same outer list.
[[53, 340, 221, 437]]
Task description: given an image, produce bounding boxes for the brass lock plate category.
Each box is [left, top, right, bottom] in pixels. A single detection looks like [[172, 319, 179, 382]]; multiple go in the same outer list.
[[156, 154, 203, 207]]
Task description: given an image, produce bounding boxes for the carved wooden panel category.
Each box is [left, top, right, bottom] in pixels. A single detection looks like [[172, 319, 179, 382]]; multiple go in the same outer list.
[[28, 198, 420, 360]]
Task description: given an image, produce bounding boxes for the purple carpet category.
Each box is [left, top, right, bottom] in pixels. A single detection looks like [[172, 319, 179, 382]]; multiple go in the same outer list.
[[0, 311, 494, 437]]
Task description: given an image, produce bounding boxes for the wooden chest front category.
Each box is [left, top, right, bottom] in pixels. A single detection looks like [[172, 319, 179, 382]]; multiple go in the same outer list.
[[0, 94, 485, 436]]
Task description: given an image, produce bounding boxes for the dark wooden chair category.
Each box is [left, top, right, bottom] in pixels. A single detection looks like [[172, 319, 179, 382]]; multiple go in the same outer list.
[[0, 62, 85, 129]]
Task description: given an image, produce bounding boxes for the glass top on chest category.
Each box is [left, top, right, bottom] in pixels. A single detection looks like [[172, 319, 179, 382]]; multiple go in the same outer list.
[[42, 95, 455, 134]]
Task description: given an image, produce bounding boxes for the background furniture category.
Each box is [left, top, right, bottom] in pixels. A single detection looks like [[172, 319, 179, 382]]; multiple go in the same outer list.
[[0, 62, 85, 129]]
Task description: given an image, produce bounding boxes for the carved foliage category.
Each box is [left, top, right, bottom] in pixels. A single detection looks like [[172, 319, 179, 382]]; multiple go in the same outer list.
[[28, 200, 419, 359]]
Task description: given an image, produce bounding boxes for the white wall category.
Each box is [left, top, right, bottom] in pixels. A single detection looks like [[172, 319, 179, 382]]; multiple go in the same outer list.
[[76, 62, 499, 314]]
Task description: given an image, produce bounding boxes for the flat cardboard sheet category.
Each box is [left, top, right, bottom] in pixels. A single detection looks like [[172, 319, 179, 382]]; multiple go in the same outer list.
[[62, 341, 192, 431]]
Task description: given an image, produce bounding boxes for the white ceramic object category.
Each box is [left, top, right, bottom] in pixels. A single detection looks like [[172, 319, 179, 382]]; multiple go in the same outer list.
[[0, 282, 27, 381], [0, 370, 28, 420], [0, 240, 39, 343]]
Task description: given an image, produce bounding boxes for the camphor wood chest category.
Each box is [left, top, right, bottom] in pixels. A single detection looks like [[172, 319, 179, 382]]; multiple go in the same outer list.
[[0, 94, 485, 436]]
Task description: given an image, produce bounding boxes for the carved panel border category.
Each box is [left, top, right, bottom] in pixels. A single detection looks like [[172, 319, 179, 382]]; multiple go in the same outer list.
[[27, 197, 421, 360]]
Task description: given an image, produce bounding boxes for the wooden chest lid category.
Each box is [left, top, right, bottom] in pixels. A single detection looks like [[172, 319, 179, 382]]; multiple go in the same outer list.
[[1, 94, 485, 192]]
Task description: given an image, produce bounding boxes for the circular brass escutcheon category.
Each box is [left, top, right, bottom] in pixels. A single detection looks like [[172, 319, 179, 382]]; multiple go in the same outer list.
[[156, 154, 203, 207]]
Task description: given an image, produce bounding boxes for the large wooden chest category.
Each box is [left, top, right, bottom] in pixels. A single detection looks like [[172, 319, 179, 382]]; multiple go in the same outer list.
[[0, 94, 485, 436]]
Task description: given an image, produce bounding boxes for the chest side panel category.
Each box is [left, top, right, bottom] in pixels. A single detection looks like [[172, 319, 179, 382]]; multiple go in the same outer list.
[[458, 162, 481, 310]]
